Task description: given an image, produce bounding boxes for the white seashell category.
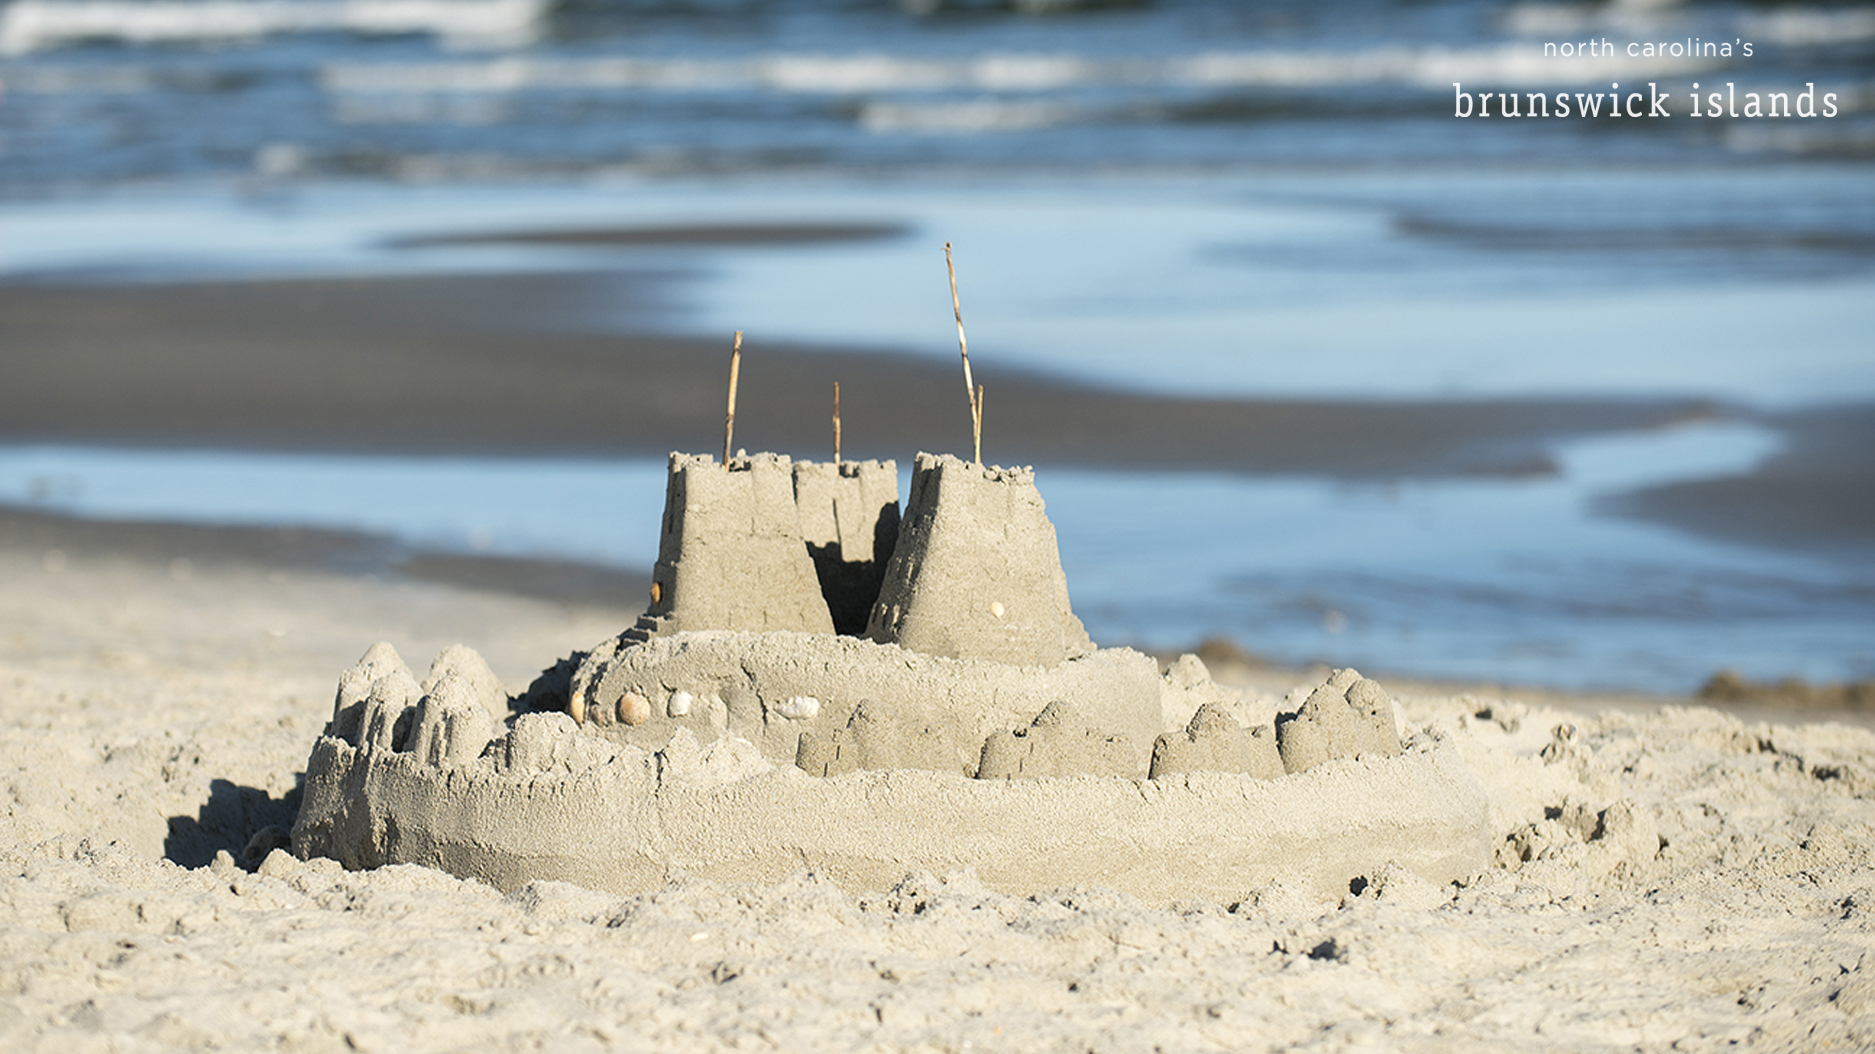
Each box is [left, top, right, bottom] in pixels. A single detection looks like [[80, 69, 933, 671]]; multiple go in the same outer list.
[[774, 695, 820, 720], [989, 601, 1005, 619], [617, 692, 651, 726], [667, 690, 694, 718]]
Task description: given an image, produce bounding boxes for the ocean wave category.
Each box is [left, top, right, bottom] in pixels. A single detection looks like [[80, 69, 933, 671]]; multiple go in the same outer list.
[[1724, 120, 1875, 158], [1740, 8, 1875, 47], [0, 0, 546, 55], [857, 97, 1088, 134], [318, 43, 1717, 98]]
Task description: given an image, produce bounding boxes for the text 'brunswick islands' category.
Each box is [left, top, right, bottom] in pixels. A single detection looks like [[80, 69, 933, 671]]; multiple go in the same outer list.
[[1454, 82, 1841, 119]]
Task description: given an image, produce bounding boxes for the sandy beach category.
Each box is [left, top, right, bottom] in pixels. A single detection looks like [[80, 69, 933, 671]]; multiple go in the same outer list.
[[0, 508, 1870, 1050], [1, 0, 1871, 1039]]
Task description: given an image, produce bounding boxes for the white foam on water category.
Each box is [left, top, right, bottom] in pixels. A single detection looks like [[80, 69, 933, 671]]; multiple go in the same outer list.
[[311, 43, 1715, 99], [0, 0, 544, 55], [1741, 8, 1875, 46]]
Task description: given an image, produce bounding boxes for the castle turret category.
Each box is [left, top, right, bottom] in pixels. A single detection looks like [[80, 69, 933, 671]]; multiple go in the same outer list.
[[640, 452, 834, 637], [865, 453, 1094, 667]]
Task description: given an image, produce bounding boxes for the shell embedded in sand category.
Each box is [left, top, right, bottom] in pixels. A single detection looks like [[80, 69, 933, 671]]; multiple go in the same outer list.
[[775, 695, 820, 720], [649, 581, 662, 605], [989, 601, 1005, 619], [618, 692, 651, 725], [667, 690, 694, 718], [568, 692, 587, 725]]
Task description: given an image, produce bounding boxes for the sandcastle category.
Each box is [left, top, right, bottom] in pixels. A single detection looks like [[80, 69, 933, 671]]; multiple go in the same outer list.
[[293, 447, 1494, 904]]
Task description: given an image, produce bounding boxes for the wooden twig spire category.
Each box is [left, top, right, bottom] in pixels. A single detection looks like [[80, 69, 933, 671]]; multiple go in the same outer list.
[[944, 243, 984, 465], [723, 330, 742, 465]]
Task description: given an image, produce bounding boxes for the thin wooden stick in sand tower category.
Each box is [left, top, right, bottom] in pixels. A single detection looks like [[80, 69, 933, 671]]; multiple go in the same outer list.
[[833, 381, 843, 466], [974, 384, 983, 455], [723, 330, 743, 466], [944, 242, 984, 466]]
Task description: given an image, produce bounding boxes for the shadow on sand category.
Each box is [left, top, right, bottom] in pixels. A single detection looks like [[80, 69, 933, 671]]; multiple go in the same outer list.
[[164, 777, 303, 869]]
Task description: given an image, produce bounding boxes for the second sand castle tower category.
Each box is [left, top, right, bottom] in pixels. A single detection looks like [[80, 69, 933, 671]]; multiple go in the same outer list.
[[866, 453, 1093, 667]]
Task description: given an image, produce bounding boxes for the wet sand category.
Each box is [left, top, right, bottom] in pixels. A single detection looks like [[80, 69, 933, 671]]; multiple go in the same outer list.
[[384, 221, 912, 249], [1604, 401, 1875, 556], [0, 272, 1711, 479], [5, 267, 1866, 560]]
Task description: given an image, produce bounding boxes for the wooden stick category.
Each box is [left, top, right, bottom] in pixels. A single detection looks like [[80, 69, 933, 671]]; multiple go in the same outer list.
[[973, 384, 983, 465], [833, 381, 842, 466], [723, 330, 742, 465], [944, 243, 982, 465]]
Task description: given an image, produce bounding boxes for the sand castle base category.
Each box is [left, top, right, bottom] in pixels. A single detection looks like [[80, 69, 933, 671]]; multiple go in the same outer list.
[[293, 640, 1494, 904]]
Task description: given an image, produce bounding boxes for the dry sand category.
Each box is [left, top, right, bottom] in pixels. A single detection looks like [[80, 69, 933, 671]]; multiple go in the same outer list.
[[3, 538, 1873, 1051]]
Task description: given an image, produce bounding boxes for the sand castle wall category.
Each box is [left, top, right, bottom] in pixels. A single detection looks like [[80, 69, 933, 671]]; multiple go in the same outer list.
[[790, 459, 899, 636], [296, 645, 1490, 905], [866, 454, 1094, 667], [567, 630, 1165, 773], [645, 453, 834, 636], [295, 714, 1493, 907]]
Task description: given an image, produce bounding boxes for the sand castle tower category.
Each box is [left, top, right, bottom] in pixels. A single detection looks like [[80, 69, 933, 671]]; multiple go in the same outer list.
[[791, 459, 900, 636], [638, 452, 835, 637], [866, 453, 1094, 667]]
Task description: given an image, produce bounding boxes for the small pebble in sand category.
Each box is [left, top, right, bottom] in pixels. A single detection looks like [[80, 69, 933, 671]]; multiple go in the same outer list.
[[668, 690, 694, 718], [618, 692, 652, 725], [775, 695, 820, 720], [990, 602, 1005, 619]]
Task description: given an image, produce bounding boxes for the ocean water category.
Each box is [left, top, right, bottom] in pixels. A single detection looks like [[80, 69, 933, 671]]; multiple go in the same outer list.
[[3, 425, 1871, 693], [1, 0, 1871, 690], [3, 0, 1873, 187]]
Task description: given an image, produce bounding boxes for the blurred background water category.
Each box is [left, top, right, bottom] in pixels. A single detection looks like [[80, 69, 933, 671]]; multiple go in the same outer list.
[[1, 0, 1871, 691]]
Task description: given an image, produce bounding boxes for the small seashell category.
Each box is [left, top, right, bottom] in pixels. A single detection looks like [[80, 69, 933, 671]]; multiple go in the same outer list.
[[774, 695, 820, 720], [649, 581, 662, 605], [989, 601, 1005, 619], [568, 691, 587, 725], [667, 690, 694, 718], [618, 692, 652, 726]]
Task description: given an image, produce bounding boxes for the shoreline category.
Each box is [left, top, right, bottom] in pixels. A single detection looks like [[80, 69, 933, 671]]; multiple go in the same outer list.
[[3, 268, 1870, 561], [7, 500, 1869, 727], [0, 271, 1716, 477]]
